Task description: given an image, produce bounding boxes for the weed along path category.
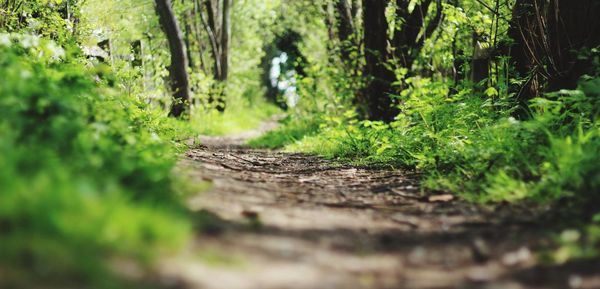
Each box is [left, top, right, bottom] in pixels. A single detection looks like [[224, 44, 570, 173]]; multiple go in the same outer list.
[[161, 123, 599, 289]]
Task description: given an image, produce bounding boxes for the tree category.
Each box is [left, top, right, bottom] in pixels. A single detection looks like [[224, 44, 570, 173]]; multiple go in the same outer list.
[[509, 0, 600, 104], [220, 0, 232, 82], [181, 0, 196, 71], [198, 0, 233, 111], [155, 0, 191, 117], [360, 0, 443, 122], [199, 0, 221, 77], [393, 0, 442, 70], [335, 0, 357, 61], [360, 0, 397, 122]]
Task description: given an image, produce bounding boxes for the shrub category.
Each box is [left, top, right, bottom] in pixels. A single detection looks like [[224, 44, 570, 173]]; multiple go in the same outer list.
[[0, 33, 190, 288]]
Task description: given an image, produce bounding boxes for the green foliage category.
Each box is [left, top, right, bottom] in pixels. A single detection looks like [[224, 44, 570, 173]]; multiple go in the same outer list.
[[245, 0, 600, 267], [3, 0, 599, 280], [281, 74, 600, 208], [0, 0, 80, 46], [263, 0, 599, 208], [0, 34, 191, 288]]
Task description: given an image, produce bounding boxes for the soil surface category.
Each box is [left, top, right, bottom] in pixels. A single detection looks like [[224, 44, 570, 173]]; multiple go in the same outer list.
[[159, 120, 600, 289]]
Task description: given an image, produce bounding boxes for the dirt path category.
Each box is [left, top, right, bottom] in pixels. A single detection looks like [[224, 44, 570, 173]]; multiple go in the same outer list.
[[160, 120, 600, 289]]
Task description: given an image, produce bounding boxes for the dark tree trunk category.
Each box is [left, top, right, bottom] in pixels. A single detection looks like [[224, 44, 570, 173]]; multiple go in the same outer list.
[[393, 0, 442, 71], [335, 0, 355, 60], [199, 0, 231, 111], [219, 0, 232, 82], [359, 0, 442, 122], [509, 0, 600, 104], [205, 0, 221, 41], [181, 1, 195, 71], [361, 0, 397, 122], [202, 0, 222, 79], [155, 0, 191, 118], [351, 0, 360, 20]]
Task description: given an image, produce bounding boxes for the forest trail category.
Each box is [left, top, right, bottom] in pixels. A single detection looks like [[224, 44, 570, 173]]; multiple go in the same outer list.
[[158, 120, 600, 289]]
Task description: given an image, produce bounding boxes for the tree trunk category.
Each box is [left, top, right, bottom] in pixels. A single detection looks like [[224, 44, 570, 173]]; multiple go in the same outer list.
[[361, 0, 397, 122], [180, 0, 195, 72], [199, 0, 230, 111], [192, 0, 209, 74], [393, 0, 442, 71], [336, 0, 355, 60], [155, 0, 191, 117], [324, 3, 337, 46], [509, 0, 600, 104], [219, 0, 232, 82], [183, 11, 195, 71], [200, 0, 222, 78], [351, 0, 360, 21]]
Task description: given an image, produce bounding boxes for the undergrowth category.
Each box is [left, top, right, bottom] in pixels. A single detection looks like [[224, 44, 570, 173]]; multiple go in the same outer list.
[[252, 75, 600, 261], [0, 33, 194, 288], [253, 76, 600, 206]]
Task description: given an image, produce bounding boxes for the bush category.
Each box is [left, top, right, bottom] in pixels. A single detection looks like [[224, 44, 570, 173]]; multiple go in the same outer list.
[[0, 33, 191, 288]]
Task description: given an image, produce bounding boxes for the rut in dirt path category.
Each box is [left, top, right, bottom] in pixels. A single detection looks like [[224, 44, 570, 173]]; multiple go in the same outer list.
[[162, 123, 600, 289]]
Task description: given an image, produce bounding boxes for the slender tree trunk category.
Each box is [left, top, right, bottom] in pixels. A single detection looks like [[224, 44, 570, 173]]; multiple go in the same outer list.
[[180, 0, 195, 71], [219, 0, 232, 82], [351, 0, 360, 21], [183, 13, 195, 71], [393, 0, 442, 71], [192, 0, 208, 74], [200, 0, 229, 111], [358, 0, 442, 122], [324, 3, 337, 46], [203, 0, 222, 79], [206, 0, 221, 42], [155, 0, 191, 117], [335, 0, 355, 61]]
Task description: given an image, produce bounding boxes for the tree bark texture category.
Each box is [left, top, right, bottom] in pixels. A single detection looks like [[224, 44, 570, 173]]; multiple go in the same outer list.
[[509, 0, 600, 102], [335, 0, 355, 60], [361, 0, 398, 122], [219, 0, 232, 82], [155, 0, 191, 117], [393, 0, 442, 70]]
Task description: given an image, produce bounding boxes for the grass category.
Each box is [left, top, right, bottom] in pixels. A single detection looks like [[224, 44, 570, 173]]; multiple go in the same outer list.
[[247, 115, 323, 149], [191, 99, 281, 136]]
